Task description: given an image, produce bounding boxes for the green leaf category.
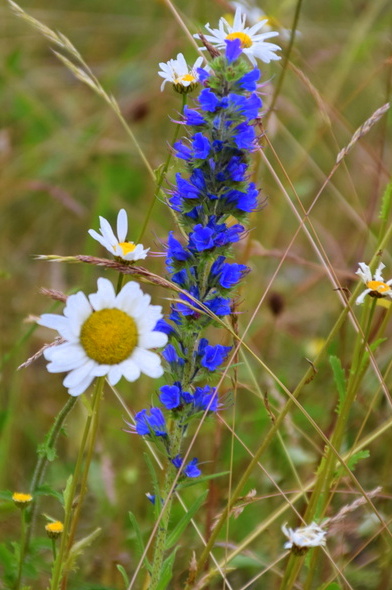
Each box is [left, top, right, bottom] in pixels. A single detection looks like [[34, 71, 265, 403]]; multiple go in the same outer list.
[[155, 546, 179, 590], [334, 450, 370, 479], [128, 512, 151, 572], [329, 356, 346, 414], [165, 490, 208, 550], [116, 564, 129, 588], [65, 527, 101, 572], [316, 583, 342, 590], [35, 484, 64, 505]]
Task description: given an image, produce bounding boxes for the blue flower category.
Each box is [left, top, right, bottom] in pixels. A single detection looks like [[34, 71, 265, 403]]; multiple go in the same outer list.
[[133, 408, 167, 437], [228, 92, 262, 120], [213, 222, 244, 247], [204, 296, 231, 316], [163, 344, 185, 366], [233, 122, 256, 150], [225, 38, 242, 63], [175, 173, 201, 200], [175, 286, 201, 316], [226, 156, 248, 181], [184, 458, 201, 478], [193, 385, 219, 412], [153, 318, 174, 335], [160, 384, 181, 409], [184, 105, 206, 126], [225, 183, 259, 212], [237, 69, 261, 91], [192, 132, 211, 159], [201, 344, 231, 371], [210, 258, 248, 288], [171, 455, 202, 478], [196, 67, 210, 83], [189, 225, 215, 251], [167, 231, 191, 262], [174, 140, 192, 161], [199, 88, 220, 112]]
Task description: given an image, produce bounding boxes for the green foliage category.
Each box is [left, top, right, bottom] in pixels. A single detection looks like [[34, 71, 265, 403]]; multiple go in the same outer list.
[[165, 490, 208, 550]]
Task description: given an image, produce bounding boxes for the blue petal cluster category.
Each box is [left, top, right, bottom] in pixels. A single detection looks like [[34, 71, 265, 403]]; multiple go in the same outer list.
[[133, 41, 262, 481]]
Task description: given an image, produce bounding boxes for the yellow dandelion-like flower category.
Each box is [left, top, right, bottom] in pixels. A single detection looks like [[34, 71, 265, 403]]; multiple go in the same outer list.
[[45, 520, 64, 539], [12, 492, 33, 508]]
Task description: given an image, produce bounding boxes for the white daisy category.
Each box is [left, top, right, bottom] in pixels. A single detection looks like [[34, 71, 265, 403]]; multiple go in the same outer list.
[[38, 278, 168, 396], [195, 7, 281, 66], [355, 262, 392, 305], [158, 53, 204, 92], [88, 209, 149, 262], [282, 522, 327, 555]]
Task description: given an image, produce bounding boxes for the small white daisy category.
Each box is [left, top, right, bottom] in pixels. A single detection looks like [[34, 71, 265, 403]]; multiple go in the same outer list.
[[88, 209, 149, 262], [282, 522, 327, 555], [158, 53, 204, 92], [38, 278, 168, 396], [195, 7, 281, 66], [355, 262, 392, 305]]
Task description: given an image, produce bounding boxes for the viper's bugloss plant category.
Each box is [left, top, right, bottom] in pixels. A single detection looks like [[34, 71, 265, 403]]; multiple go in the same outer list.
[[128, 36, 277, 588]]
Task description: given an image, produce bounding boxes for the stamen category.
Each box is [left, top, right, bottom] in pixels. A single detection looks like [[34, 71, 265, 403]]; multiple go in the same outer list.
[[179, 73, 196, 83], [80, 309, 138, 364], [226, 32, 253, 49], [367, 280, 391, 294], [117, 241, 136, 255]]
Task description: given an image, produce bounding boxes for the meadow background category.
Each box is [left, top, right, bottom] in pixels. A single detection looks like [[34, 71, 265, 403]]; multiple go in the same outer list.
[[1, 0, 392, 588]]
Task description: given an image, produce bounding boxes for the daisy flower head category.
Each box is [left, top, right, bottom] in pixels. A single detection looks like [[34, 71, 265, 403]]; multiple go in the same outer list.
[[158, 53, 204, 93], [355, 262, 392, 305], [195, 7, 281, 66], [38, 278, 168, 396], [282, 522, 327, 556], [88, 209, 149, 262]]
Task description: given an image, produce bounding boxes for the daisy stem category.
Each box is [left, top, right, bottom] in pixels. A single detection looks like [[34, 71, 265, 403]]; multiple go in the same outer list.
[[137, 93, 188, 244], [149, 419, 184, 589], [49, 377, 104, 590], [14, 395, 77, 590]]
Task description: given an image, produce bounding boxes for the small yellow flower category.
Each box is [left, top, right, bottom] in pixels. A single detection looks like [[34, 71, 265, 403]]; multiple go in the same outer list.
[[12, 492, 33, 509], [45, 520, 64, 539]]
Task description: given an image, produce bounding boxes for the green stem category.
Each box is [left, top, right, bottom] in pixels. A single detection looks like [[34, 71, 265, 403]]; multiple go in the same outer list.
[[51, 539, 57, 561], [149, 420, 184, 589], [49, 378, 104, 590], [137, 93, 187, 243], [14, 395, 77, 590], [14, 508, 28, 590], [62, 377, 104, 589], [281, 300, 377, 590]]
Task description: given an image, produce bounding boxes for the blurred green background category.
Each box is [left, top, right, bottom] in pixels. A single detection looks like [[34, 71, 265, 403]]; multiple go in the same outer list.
[[1, 0, 392, 588]]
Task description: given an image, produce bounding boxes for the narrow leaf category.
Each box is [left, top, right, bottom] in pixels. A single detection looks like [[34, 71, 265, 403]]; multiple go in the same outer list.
[[155, 546, 179, 590], [165, 490, 208, 550], [116, 564, 129, 588]]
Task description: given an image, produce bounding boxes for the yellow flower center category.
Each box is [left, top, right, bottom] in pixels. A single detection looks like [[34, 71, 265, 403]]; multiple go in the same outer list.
[[45, 521, 64, 533], [80, 308, 138, 365], [177, 73, 196, 84], [12, 492, 32, 503], [367, 280, 391, 294], [226, 31, 253, 48], [117, 241, 136, 256]]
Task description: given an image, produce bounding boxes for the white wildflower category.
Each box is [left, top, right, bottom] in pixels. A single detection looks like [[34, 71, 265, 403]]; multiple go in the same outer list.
[[195, 7, 281, 65], [158, 53, 204, 92], [38, 278, 168, 396], [355, 262, 392, 305], [88, 209, 149, 262]]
